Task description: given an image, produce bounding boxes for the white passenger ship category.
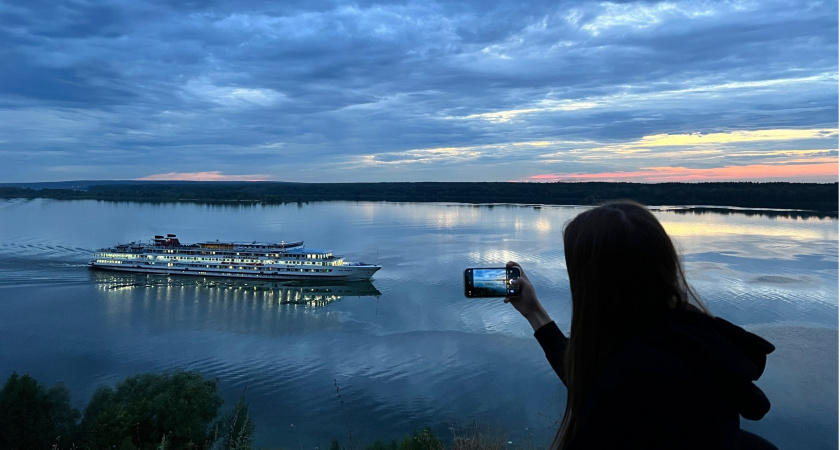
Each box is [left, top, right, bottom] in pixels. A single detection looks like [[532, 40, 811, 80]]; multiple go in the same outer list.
[[89, 234, 380, 281]]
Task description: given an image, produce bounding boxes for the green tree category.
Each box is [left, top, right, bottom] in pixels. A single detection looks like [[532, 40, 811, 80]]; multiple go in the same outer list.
[[398, 427, 444, 450], [81, 370, 223, 450], [0, 372, 81, 449], [212, 392, 255, 450], [366, 440, 398, 450]]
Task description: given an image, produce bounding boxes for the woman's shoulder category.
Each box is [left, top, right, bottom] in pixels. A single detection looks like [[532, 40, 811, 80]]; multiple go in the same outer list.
[[622, 309, 773, 376], [585, 308, 774, 420]]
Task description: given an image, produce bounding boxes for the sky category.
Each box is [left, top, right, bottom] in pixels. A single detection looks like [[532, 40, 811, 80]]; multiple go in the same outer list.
[[0, 0, 837, 183]]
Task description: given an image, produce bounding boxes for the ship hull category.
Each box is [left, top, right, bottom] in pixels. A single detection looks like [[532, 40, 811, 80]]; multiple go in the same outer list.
[[88, 263, 380, 281], [89, 234, 380, 282]]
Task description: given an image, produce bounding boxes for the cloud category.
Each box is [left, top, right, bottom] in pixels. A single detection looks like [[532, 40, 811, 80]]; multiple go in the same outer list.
[[633, 129, 838, 146], [0, 0, 835, 182], [181, 78, 285, 107], [562, 128, 839, 158]]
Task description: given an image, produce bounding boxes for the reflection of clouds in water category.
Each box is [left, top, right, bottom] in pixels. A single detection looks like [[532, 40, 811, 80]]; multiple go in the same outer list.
[[514, 216, 556, 234], [750, 275, 814, 285], [663, 220, 835, 242], [658, 211, 838, 263], [457, 299, 523, 336], [356, 203, 577, 234], [466, 249, 523, 265], [685, 254, 838, 327], [677, 235, 837, 262], [687, 261, 827, 289], [317, 330, 559, 440]]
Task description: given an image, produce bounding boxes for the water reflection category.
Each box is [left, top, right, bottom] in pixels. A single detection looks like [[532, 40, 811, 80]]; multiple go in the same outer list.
[[662, 220, 832, 242], [0, 199, 836, 449], [90, 272, 380, 308], [664, 206, 836, 220]]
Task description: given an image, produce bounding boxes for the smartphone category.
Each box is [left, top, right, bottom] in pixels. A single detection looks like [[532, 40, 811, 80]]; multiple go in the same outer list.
[[464, 267, 521, 298]]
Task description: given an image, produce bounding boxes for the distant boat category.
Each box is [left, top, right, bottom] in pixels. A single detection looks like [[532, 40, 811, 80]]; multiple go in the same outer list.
[[89, 234, 380, 281]]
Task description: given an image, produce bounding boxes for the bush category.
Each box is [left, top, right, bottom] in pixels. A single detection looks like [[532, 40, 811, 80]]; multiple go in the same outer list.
[[212, 392, 256, 450], [0, 372, 81, 449], [366, 439, 398, 450], [398, 427, 445, 450], [81, 370, 223, 449]]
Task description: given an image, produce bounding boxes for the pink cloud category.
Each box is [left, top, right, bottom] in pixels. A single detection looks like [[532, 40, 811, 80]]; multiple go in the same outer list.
[[525, 162, 839, 183], [136, 171, 272, 181]]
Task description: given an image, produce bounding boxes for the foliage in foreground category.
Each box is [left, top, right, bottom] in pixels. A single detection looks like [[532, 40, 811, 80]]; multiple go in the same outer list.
[[354, 423, 510, 450], [1, 370, 521, 450], [81, 371, 223, 449], [0, 370, 255, 450], [0, 372, 80, 449], [359, 427, 445, 450], [212, 392, 257, 450]]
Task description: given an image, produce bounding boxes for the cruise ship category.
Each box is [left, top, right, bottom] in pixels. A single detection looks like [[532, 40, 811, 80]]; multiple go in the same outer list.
[[89, 234, 381, 281]]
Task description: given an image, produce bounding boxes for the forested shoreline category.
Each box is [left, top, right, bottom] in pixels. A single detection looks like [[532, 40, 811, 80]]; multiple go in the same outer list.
[[0, 181, 836, 215]]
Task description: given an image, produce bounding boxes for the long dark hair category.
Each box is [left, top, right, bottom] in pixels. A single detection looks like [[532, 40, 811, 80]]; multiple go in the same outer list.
[[553, 201, 707, 449]]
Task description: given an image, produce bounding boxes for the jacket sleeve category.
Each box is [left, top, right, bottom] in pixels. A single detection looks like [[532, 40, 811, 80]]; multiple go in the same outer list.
[[534, 321, 568, 385]]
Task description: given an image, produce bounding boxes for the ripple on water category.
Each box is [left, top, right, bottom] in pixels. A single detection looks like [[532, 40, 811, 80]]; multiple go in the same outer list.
[[0, 240, 92, 259], [0, 241, 92, 288]]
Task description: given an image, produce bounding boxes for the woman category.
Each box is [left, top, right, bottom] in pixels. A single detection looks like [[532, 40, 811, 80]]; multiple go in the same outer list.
[[506, 201, 776, 449]]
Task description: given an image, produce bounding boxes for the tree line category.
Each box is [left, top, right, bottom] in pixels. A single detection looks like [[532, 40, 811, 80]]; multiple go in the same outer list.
[[0, 181, 836, 213]]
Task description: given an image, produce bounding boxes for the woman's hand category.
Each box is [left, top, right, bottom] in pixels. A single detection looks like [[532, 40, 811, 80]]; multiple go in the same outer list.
[[505, 261, 553, 332]]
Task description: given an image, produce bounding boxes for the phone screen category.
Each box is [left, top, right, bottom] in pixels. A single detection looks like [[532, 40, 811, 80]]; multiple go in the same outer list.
[[464, 267, 521, 297]]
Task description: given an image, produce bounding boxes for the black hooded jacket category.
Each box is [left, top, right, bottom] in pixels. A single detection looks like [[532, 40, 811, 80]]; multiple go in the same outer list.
[[535, 308, 776, 449]]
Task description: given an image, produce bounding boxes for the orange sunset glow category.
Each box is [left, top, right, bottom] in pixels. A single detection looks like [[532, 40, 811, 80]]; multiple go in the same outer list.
[[527, 162, 839, 183], [137, 171, 271, 182]]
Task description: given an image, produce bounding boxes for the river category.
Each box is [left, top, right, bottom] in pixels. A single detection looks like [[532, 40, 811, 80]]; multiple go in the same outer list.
[[0, 198, 836, 449]]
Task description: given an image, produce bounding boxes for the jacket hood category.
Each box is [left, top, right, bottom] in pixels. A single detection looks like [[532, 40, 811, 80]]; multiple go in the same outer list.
[[658, 309, 775, 420]]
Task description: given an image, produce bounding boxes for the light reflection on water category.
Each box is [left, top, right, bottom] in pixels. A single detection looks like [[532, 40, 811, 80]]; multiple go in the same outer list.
[[93, 272, 381, 308], [0, 199, 836, 449]]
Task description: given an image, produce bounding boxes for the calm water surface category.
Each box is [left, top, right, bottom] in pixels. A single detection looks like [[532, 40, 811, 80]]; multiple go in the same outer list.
[[0, 199, 836, 449]]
